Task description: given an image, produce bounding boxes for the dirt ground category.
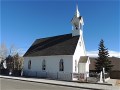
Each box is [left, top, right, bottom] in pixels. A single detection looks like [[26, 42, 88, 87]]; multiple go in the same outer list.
[[116, 80, 120, 86]]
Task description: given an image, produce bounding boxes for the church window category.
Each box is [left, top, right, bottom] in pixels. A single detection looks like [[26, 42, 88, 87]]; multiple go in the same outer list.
[[75, 24, 78, 30], [28, 60, 31, 69], [80, 23, 82, 29], [75, 60, 77, 72], [76, 27, 78, 30], [59, 59, 64, 71], [42, 60, 46, 70], [79, 42, 81, 46]]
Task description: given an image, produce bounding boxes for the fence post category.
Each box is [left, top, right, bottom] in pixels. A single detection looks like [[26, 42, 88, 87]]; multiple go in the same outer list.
[[36, 71, 37, 77], [46, 71, 47, 78], [57, 72, 58, 79]]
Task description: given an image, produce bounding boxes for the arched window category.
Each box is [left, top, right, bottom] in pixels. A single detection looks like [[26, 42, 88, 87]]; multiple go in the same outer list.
[[79, 42, 81, 46], [42, 60, 46, 70], [59, 59, 64, 71], [75, 60, 77, 72], [28, 60, 31, 69]]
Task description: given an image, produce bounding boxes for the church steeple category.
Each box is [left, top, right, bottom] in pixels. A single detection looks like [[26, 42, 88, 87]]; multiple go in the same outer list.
[[71, 4, 84, 36], [75, 4, 80, 17]]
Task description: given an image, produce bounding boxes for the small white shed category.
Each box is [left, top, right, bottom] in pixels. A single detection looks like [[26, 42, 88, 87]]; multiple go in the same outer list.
[[78, 56, 90, 80]]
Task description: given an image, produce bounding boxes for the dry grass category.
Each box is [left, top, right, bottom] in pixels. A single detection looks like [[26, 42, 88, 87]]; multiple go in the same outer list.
[[116, 80, 120, 86]]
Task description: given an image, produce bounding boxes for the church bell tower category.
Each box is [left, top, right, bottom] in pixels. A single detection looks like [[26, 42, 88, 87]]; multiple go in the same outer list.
[[71, 5, 84, 36]]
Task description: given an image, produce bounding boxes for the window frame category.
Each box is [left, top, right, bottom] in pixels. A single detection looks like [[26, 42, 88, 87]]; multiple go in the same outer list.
[[75, 60, 77, 72], [42, 59, 46, 71], [28, 60, 31, 70], [59, 59, 64, 71]]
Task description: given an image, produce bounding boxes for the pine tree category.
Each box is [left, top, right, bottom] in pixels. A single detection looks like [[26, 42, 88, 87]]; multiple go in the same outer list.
[[95, 39, 113, 73]]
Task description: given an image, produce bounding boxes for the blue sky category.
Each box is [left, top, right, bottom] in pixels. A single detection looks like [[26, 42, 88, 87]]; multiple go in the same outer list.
[[1, 0, 120, 57]]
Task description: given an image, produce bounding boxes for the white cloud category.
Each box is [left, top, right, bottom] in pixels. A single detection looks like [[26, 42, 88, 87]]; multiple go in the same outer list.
[[17, 48, 27, 56], [86, 50, 98, 57], [108, 50, 120, 58], [87, 50, 120, 58]]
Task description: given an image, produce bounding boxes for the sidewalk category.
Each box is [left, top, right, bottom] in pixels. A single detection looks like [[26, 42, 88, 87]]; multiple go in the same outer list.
[[0, 75, 120, 90]]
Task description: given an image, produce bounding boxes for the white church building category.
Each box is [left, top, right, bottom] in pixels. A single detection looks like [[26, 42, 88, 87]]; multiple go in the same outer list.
[[23, 5, 90, 81]]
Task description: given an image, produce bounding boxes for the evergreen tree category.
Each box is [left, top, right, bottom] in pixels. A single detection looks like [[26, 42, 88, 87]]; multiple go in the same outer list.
[[95, 39, 113, 73]]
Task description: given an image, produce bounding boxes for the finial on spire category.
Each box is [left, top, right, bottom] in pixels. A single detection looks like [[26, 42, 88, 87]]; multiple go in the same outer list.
[[75, 4, 80, 17]]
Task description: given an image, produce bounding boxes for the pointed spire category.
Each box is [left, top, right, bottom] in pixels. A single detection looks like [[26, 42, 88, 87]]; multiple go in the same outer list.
[[75, 4, 80, 17]]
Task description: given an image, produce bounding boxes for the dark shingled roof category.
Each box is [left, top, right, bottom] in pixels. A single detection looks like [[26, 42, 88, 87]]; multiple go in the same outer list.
[[79, 56, 89, 63], [24, 33, 79, 57]]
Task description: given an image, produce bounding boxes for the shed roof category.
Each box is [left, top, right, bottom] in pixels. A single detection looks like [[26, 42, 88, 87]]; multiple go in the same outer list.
[[79, 56, 89, 63]]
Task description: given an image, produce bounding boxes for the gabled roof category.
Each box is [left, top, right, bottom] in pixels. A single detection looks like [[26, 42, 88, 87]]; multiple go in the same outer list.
[[24, 33, 79, 57], [79, 56, 89, 63]]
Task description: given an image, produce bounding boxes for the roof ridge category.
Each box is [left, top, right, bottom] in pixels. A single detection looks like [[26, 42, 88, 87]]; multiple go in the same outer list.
[[36, 33, 72, 40]]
